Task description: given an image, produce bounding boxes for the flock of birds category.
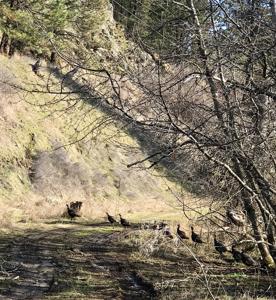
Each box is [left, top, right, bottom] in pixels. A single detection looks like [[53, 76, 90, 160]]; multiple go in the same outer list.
[[66, 202, 258, 268]]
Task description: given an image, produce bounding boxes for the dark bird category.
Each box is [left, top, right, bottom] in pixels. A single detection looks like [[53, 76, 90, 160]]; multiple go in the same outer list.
[[226, 209, 245, 227], [106, 212, 117, 225], [66, 204, 81, 220], [158, 221, 167, 230], [177, 224, 189, 240], [69, 201, 82, 213], [72, 201, 82, 210], [191, 226, 204, 244], [241, 252, 257, 267], [77, 201, 82, 210], [214, 234, 228, 255], [231, 245, 242, 262], [119, 214, 130, 228], [163, 227, 173, 239]]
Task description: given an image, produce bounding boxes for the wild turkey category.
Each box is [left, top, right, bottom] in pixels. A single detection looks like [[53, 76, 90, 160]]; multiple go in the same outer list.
[[66, 203, 81, 220], [119, 214, 130, 228], [106, 212, 117, 225], [77, 201, 82, 210], [241, 252, 257, 267], [163, 227, 173, 239], [191, 226, 204, 245], [177, 224, 189, 240], [214, 234, 228, 255], [69, 201, 82, 213], [158, 221, 167, 230], [226, 209, 245, 227], [69, 201, 80, 210], [231, 245, 242, 262]]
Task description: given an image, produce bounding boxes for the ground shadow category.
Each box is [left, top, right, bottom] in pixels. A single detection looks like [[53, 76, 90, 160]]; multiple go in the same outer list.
[[46, 219, 143, 229], [0, 222, 275, 299], [0, 223, 155, 299]]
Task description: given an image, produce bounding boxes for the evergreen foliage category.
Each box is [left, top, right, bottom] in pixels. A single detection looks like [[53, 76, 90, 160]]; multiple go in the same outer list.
[[0, 0, 108, 57]]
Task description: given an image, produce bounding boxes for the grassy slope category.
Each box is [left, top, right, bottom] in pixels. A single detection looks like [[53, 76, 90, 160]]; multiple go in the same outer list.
[[0, 54, 200, 229]]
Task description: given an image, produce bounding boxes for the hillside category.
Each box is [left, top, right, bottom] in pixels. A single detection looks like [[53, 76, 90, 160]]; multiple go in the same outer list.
[[0, 54, 192, 226], [0, 52, 275, 300]]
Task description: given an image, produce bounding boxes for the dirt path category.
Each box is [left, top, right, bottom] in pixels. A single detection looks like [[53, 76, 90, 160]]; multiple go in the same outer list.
[[0, 222, 156, 299], [0, 222, 275, 300]]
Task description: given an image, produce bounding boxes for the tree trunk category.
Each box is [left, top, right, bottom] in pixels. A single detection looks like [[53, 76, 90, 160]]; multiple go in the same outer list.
[[0, 33, 10, 54], [8, 39, 17, 57], [234, 158, 275, 268], [244, 196, 275, 267], [271, 0, 276, 25]]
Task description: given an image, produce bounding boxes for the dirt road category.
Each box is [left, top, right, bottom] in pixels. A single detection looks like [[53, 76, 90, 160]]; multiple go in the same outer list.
[[0, 221, 275, 300], [0, 222, 156, 299]]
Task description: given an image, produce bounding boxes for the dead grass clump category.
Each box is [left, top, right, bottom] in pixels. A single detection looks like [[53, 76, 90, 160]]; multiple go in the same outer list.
[[29, 145, 93, 200], [121, 229, 276, 299], [125, 227, 194, 260]]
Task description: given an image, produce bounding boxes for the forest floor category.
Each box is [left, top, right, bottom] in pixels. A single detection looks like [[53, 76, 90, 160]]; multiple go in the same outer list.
[[0, 220, 275, 300]]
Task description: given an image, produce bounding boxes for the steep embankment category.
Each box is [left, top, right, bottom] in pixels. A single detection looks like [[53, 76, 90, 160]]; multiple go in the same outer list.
[[0, 54, 195, 227]]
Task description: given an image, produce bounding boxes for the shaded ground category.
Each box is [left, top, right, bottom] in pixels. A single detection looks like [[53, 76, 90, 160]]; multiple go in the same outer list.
[[0, 221, 275, 299], [0, 222, 155, 300]]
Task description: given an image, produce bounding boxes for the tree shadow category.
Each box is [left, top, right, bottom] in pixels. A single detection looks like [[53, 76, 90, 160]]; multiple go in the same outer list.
[[45, 66, 198, 193], [0, 224, 156, 299], [0, 224, 275, 299], [45, 219, 142, 229]]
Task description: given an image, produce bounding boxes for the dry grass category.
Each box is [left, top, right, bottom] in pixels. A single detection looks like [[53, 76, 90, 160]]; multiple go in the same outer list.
[[118, 228, 276, 299], [0, 54, 209, 229]]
